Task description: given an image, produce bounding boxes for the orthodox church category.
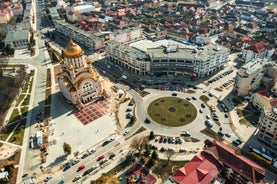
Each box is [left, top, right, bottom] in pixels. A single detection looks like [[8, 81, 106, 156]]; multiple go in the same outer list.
[[58, 39, 103, 108]]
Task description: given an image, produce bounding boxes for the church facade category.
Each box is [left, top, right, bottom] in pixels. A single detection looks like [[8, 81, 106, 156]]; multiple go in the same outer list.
[[58, 39, 103, 108]]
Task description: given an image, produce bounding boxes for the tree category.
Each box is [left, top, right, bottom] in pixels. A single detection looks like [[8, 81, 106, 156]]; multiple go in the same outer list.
[[146, 158, 155, 168], [165, 149, 175, 163], [151, 150, 158, 160], [149, 131, 154, 140], [4, 164, 14, 176], [143, 143, 150, 157], [129, 137, 146, 157], [63, 142, 71, 155]]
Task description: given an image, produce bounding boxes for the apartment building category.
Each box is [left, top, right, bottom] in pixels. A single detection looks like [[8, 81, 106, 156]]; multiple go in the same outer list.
[[233, 59, 269, 96], [106, 39, 229, 77], [251, 91, 277, 146], [109, 27, 142, 44], [54, 20, 104, 50]]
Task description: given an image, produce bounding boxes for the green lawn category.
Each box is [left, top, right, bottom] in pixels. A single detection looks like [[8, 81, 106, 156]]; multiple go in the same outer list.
[[22, 94, 30, 106], [200, 128, 223, 141], [199, 95, 209, 102], [15, 94, 25, 107], [28, 78, 33, 93], [8, 125, 25, 145], [148, 97, 197, 126], [9, 108, 20, 123], [152, 160, 189, 180], [0, 123, 18, 141], [21, 106, 29, 118]]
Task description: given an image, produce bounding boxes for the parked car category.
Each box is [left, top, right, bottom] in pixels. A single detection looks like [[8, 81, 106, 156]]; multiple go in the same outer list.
[[192, 96, 197, 100], [81, 153, 89, 159], [44, 175, 52, 182], [199, 109, 203, 113], [102, 140, 109, 147], [63, 164, 71, 172], [72, 175, 81, 182], [181, 131, 191, 137], [109, 153, 116, 159], [218, 131, 224, 137], [201, 103, 206, 108], [77, 165, 85, 171], [225, 132, 231, 138], [144, 118, 151, 124], [171, 93, 177, 96], [97, 155, 105, 161], [89, 149, 96, 155], [123, 130, 130, 136], [91, 165, 98, 171]]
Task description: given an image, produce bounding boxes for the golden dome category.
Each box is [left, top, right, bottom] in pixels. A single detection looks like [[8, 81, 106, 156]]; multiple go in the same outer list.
[[69, 64, 74, 71], [64, 39, 83, 57]]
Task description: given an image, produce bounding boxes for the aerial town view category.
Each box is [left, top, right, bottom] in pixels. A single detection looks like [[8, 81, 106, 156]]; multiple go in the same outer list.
[[0, 0, 277, 183]]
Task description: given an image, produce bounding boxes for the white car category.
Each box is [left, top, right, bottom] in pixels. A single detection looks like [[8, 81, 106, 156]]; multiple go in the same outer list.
[[91, 164, 98, 170], [89, 148, 96, 154], [179, 148, 187, 152], [123, 130, 129, 136], [44, 175, 52, 182], [206, 115, 210, 119], [225, 132, 231, 138]]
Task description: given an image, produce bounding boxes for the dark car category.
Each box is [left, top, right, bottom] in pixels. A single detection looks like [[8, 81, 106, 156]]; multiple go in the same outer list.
[[144, 118, 151, 124], [81, 153, 89, 159], [109, 153, 116, 160], [102, 140, 109, 147], [201, 103, 206, 108], [63, 164, 71, 172], [192, 96, 197, 100], [171, 93, 177, 96], [218, 131, 224, 137], [83, 168, 93, 176]]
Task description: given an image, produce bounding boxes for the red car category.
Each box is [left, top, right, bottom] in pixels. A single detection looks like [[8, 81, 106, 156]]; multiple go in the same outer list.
[[77, 165, 85, 171], [97, 155, 105, 161]]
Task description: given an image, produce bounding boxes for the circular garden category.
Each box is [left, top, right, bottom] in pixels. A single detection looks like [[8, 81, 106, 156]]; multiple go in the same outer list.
[[147, 97, 197, 127]]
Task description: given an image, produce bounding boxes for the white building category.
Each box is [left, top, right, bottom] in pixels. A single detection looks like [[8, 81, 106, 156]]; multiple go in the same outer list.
[[58, 39, 103, 107], [233, 59, 270, 96], [4, 30, 30, 49], [251, 91, 277, 146], [106, 39, 229, 77], [242, 41, 275, 62]]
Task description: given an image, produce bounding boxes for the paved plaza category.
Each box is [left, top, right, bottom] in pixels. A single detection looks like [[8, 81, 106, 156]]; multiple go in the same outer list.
[[45, 93, 117, 168], [74, 97, 111, 125]]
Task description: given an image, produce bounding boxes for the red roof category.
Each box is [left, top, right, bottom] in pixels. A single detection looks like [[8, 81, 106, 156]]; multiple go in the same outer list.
[[172, 152, 222, 184], [245, 41, 273, 53], [257, 90, 277, 107], [204, 139, 265, 183]]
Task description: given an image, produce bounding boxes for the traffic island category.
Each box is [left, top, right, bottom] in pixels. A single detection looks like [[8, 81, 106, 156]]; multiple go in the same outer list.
[[148, 97, 197, 127]]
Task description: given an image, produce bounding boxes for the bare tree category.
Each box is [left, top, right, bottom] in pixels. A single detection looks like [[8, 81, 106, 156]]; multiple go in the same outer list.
[[165, 149, 175, 163], [129, 137, 147, 157]]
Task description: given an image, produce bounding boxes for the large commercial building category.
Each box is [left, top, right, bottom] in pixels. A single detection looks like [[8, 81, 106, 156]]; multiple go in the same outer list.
[[106, 39, 229, 77], [4, 30, 30, 49], [233, 59, 270, 96], [58, 39, 103, 108], [251, 91, 277, 146]]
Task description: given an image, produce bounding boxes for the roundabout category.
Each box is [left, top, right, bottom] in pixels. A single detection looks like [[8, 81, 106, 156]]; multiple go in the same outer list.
[[147, 97, 197, 127]]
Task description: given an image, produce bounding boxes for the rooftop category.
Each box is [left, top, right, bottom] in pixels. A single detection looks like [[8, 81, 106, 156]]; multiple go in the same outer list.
[[204, 139, 265, 183], [239, 58, 268, 76], [4, 30, 29, 42], [172, 151, 222, 184]]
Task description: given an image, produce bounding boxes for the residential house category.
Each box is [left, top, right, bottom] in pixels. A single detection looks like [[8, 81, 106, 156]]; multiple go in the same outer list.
[[0, 7, 14, 24], [242, 41, 275, 62], [12, 2, 23, 16]]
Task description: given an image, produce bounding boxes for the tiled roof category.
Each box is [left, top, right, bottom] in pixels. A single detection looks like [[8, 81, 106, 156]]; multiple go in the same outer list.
[[172, 152, 222, 184], [204, 139, 265, 183], [245, 41, 273, 53]]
